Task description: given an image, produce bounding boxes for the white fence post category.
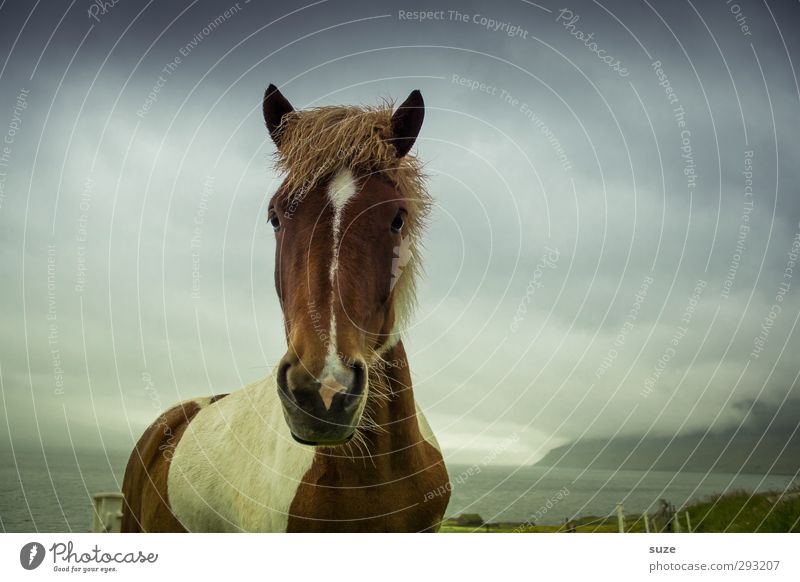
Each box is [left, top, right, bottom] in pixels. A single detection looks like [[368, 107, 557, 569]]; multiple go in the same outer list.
[[685, 512, 692, 533], [644, 513, 650, 533], [616, 503, 625, 533], [92, 492, 123, 533]]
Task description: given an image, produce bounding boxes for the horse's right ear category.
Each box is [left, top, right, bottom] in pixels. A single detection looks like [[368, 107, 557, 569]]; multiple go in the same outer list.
[[263, 84, 294, 148]]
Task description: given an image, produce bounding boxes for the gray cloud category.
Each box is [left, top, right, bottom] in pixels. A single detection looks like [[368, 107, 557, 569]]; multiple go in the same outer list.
[[0, 0, 799, 466]]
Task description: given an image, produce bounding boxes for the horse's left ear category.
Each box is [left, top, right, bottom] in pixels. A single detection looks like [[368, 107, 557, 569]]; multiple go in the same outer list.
[[388, 90, 424, 158]]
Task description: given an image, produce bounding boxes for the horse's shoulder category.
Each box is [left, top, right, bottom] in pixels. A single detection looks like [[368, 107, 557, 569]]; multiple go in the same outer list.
[[121, 394, 229, 532], [133, 394, 228, 469], [150, 394, 229, 440]]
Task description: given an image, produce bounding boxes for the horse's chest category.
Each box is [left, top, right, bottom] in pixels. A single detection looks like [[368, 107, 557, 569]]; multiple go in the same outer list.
[[287, 449, 450, 532], [167, 393, 317, 532], [167, 387, 450, 532]]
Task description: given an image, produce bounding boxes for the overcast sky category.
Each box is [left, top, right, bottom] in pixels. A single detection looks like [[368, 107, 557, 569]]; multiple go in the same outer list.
[[0, 0, 798, 465]]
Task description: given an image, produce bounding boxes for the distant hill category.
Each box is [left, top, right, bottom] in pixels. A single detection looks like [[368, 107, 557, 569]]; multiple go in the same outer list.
[[535, 432, 799, 475], [536, 398, 800, 476]]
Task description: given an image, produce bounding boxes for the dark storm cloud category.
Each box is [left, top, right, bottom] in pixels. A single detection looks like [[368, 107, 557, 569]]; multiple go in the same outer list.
[[0, 0, 799, 464]]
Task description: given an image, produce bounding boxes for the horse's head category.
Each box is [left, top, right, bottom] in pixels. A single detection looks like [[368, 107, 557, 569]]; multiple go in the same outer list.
[[263, 85, 429, 446]]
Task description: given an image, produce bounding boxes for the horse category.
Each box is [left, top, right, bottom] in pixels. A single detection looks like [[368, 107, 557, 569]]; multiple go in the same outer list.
[[120, 85, 451, 532]]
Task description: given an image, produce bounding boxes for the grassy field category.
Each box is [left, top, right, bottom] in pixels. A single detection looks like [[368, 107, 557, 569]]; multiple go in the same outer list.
[[685, 487, 800, 532], [441, 482, 800, 533]]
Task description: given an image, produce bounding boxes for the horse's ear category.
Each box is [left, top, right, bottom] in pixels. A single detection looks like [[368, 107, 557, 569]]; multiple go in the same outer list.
[[388, 90, 424, 158], [263, 84, 294, 148]]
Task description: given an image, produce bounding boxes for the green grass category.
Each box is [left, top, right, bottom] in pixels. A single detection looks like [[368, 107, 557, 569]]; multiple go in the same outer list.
[[439, 523, 620, 533], [683, 483, 800, 533], [439, 516, 630, 533]]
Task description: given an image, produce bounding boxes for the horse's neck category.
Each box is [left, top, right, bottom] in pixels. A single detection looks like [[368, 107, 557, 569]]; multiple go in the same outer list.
[[363, 340, 420, 454], [316, 340, 422, 476]]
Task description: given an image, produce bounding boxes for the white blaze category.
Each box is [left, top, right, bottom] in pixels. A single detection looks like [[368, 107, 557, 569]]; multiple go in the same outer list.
[[323, 169, 357, 382]]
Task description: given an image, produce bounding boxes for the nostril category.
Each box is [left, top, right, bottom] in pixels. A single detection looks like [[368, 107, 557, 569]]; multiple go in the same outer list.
[[347, 360, 366, 397], [277, 360, 292, 400]]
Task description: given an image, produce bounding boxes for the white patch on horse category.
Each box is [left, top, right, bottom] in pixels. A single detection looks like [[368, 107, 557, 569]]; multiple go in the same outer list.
[[319, 375, 347, 411], [327, 168, 357, 216], [326, 168, 356, 283], [192, 396, 214, 409], [322, 169, 357, 380], [167, 375, 316, 532], [415, 402, 441, 452]]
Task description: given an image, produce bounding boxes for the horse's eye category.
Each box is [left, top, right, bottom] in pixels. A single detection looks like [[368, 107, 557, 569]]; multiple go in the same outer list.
[[269, 211, 280, 232], [391, 210, 406, 234]]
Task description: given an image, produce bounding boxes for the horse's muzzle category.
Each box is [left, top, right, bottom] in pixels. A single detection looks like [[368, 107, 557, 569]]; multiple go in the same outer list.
[[276, 357, 367, 446]]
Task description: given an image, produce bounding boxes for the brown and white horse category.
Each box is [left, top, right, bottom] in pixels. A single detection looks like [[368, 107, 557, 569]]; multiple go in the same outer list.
[[120, 85, 451, 532]]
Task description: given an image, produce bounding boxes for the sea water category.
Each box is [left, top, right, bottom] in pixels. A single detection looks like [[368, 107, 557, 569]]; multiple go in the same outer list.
[[0, 449, 793, 531]]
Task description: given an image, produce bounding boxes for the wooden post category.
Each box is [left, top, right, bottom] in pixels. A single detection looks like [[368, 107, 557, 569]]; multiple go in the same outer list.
[[616, 503, 625, 533], [685, 512, 692, 533], [644, 513, 650, 533], [674, 512, 682, 533]]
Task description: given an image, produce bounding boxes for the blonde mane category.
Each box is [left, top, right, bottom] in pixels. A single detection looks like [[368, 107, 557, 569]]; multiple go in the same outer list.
[[273, 102, 432, 345]]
